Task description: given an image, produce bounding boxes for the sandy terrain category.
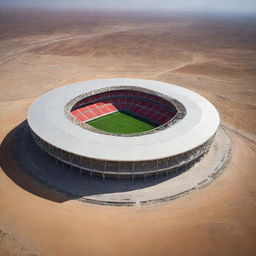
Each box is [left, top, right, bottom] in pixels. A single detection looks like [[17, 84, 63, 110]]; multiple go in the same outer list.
[[0, 9, 256, 255]]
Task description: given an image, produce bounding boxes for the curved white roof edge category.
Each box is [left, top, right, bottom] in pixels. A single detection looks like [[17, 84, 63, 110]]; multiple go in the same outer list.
[[28, 78, 220, 161]]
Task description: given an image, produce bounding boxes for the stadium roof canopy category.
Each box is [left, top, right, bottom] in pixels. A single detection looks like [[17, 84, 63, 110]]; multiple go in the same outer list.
[[28, 78, 220, 161]]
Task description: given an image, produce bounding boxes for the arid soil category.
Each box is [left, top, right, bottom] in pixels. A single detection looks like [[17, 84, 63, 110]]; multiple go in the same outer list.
[[0, 9, 256, 256]]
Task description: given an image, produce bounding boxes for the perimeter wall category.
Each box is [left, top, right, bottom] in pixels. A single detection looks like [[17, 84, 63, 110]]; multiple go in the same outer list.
[[31, 130, 215, 178]]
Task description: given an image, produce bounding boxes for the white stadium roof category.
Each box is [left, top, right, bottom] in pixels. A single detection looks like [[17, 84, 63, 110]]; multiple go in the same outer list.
[[28, 78, 220, 161]]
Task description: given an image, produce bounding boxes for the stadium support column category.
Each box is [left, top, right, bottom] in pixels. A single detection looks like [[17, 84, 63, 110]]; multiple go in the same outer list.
[[165, 158, 169, 177], [132, 162, 135, 184], [175, 155, 179, 174], [89, 158, 93, 177], [118, 162, 120, 184], [155, 160, 158, 179], [69, 153, 73, 171], [68, 152, 71, 163], [54, 156, 58, 165]]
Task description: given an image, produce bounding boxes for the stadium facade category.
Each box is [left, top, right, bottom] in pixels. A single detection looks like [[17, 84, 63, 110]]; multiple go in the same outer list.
[[28, 78, 220, 179]]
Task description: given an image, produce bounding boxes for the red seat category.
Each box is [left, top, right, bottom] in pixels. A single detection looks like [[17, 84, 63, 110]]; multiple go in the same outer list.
[[77, 115, 88, 122], [70, 90, 178, 123]]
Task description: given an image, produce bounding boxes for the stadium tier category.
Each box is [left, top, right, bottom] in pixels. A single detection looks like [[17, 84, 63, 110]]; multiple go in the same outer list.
[[70, 89, 177, 126]]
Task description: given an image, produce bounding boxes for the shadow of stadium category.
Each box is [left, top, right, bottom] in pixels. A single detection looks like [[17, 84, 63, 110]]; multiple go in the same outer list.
[[0, 121, 75, 203], [0, 121, 190, 203]]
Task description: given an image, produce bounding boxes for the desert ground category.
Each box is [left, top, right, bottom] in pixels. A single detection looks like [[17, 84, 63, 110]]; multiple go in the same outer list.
[[0, 8, 256, 256]]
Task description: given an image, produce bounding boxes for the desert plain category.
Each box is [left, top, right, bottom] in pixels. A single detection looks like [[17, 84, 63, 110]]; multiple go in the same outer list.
[[0, 8, 256, 256]]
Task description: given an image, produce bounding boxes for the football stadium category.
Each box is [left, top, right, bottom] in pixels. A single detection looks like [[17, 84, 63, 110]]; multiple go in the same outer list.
[[28, 78, 220, 179]]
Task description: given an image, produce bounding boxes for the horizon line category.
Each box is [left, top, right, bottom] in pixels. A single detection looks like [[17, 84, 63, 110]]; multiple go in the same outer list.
[[1, 6, 256, 15]]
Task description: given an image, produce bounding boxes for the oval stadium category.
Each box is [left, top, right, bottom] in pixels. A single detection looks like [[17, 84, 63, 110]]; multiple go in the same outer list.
[[27, 78, 220, 179]]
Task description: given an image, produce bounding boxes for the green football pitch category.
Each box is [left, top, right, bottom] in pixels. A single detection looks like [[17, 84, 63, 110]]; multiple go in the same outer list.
[[87, 111, 157, 134]]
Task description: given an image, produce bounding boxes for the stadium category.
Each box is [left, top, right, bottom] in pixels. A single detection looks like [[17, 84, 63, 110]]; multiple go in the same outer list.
[[27, 78, 220, 179]]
